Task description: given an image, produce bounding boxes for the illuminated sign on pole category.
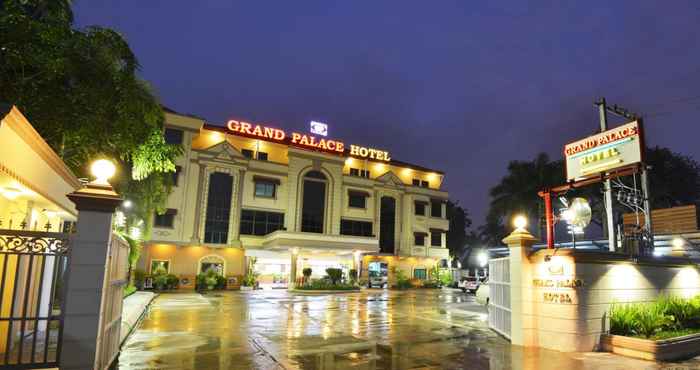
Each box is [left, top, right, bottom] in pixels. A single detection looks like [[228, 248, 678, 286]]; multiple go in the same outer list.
[[564, 121, 642, 181]]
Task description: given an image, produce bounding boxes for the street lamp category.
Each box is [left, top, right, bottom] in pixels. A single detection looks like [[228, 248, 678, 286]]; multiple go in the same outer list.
[[513, 215, 528, 230], [90, 159, 116, 186], [476, 251, 489, 268]]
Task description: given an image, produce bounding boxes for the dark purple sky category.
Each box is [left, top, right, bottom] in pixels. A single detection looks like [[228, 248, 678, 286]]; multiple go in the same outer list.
[[75, 1, 700, 227]]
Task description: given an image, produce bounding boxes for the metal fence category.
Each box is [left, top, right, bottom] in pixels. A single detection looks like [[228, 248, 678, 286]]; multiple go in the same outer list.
[[0, 229, 70, 369], [94, 232, 129, 370], [488, 257, 511, 340]]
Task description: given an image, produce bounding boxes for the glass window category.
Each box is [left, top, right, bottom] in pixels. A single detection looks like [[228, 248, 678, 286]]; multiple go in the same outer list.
[[414, 233, 425, 246], [414, 268, 427, 280], [431, 201, 442, 218], [431, 231, 442, 247], [172, 166, 182, 186], [348, 193, 366, 208], [340, 219, 373, 237], [379, 197, 396, 253], [415, 202, 426, 216], [349, 168, 359, 176], [154, 209, 176, 228], [241, 149, 254, 158], [240, 210, 285, 236], [412, 179, 421, 186], [204, 172, 233, 244], [164, 128, 183, 145], [150, 260, 170, 274], [254, 181, 276, 198], [302, 171, 326, 233], [421, 180, 430, 188], [257, 152, 268, 161]]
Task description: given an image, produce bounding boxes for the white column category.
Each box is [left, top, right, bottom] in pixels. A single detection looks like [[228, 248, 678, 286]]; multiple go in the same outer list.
[[502, 226, 537, 347], [288, 248, 299, 290]]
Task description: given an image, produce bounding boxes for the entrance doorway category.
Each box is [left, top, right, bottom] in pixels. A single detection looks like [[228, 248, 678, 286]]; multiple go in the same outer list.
[[368, 261, 388, 288]]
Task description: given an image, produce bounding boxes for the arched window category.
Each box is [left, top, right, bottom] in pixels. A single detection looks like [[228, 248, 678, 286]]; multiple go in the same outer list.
[[380, 196, 396, 253], [301, 171, 327, 233], [199, 255, 225, 275]]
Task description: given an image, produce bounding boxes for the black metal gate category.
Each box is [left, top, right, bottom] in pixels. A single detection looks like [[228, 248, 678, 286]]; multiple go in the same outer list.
[[0, 229, 70, 369]]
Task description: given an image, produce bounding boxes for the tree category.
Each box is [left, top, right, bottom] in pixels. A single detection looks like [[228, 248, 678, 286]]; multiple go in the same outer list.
[[446, 201, 471, 258], [644, 146, 700, 209], [0, 0, 180, 236]]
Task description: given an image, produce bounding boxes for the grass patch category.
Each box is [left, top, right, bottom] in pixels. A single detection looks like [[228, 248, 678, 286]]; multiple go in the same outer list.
[[123, 285, 137, 298], [634, 327, 700, 341]]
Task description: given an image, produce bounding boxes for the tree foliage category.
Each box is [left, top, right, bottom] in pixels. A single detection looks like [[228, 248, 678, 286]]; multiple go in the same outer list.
[[446, 201, 472, 258], [0, 0, 180, 231]]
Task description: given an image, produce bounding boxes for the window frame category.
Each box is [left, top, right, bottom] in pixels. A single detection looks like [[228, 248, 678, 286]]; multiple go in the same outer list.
[[241, 149, 254, 159], [348, 191, 368, 209], [414, 268, 427, 280], [254, 181, 276, 199], [340, 219, 373, 237], [150, 259, 170, 274], [431, 230, 443, 247], [431, 201, 443, 218], [414, 232, 426, 246], [153, 209, 177, 229], [164, 128, 184, 145], [257, 151, 269, 161], [240, 209, 285, 236], [414, 201, 426, 216]]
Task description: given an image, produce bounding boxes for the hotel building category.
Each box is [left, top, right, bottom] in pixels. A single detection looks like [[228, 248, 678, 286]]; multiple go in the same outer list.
[[139, 109, 451, 288]]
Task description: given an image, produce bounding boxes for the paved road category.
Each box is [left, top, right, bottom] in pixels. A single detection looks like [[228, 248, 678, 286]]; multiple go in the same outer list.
[[116, 289, 700, 370]]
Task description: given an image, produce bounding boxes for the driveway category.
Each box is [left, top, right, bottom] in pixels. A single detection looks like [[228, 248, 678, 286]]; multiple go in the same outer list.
[[116, 289, 696, 370]]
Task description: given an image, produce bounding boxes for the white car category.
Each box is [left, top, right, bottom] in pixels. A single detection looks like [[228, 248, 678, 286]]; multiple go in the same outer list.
[[475, 278, 490, 305], [458, 277, 480, 293]]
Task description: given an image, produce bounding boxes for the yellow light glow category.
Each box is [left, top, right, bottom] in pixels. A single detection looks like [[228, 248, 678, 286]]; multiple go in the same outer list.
[[345, 157, 354, 166], [374, 163, 386, 172], [672, 237, 685, 249], [513, 215, 528, 229], [0, 186, 22, 200], [427, 173, 437, 181], [90, 159, 116, 185], [211, 131, 223, 141]]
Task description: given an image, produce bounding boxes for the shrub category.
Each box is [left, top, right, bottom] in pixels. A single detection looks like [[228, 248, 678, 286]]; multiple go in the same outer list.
[[610, 303, 640, 336], [123, 285, 137, 298], [296, 279, 359, 291], [196, 269, 226, 291], [326, 268, 343, 284], [657, 295, 698, 329], [166, 274, 179, 290], [635, 303, 674, 338], [303, 268, 312, 279], [349, 269, 358, 282], [133, 269, 146, 289], [392, 268, 411, 290], [153, 274, 169, 291]]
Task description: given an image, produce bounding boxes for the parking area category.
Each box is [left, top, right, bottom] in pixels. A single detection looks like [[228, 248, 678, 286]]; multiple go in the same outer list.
[[116, 289, 696, 370]]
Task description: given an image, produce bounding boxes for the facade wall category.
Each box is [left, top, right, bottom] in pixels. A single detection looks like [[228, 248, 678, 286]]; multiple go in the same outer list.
[[143, 244, 246, 277], [143, 111, 451, 280]]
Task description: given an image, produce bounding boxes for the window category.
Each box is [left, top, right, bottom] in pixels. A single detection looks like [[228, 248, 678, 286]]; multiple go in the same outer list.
[[415, 201, 426, 216], [257, 151, 268, 161], [349, 168, 370, 178], [154, 209, 177, 228], [431, 201, 443, 218], [301, 171, 327, 233], [172, 166, 182, 186], [414, 268, 427, 280], [431, 230, 443, 247], [414, 233, 426, 246], [203, 172, 233, 244], [379, 196, 396, 253], [340, 219, 373, 237], [164, 128, 183, 145], [241, 149, 254, 159], [240, 210, 285, 236], [421, 180, 430, 188], [255, 181, 276, 198], [412, 179, 421, 186], [150, 260, 170, 274], [348, 191, 368, 208]]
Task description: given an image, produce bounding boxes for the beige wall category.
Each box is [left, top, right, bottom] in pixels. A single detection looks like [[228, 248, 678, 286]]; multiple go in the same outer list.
[[143, 244, 245, 277], [361, 255, 440, 285], [506, 242, 700, 352]]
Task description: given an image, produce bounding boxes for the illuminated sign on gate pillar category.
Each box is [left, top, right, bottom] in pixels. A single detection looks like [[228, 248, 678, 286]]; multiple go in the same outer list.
[[564, 121, 642, 181]]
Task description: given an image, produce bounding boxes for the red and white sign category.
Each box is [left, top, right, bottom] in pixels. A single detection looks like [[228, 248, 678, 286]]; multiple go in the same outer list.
[[564, 121, 642, 181]]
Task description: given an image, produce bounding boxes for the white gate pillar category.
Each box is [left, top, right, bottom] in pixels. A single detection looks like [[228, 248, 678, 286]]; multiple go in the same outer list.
[[62, 179, 122, 369], [502, 223, 537, 347]]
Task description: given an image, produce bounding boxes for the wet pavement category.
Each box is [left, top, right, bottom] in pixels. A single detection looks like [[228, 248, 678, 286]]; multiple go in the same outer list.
[[117, 289, 700, 370]]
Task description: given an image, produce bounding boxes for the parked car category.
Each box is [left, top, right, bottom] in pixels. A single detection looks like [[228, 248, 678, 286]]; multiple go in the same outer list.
[[475, 278, 490, 305], [368, 274, 388, 288], [458, 277, 480, 293]]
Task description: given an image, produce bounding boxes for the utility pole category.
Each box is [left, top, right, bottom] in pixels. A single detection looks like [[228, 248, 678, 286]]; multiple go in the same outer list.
[[639, 118, 654, 253], [597, 98, 616, 252]]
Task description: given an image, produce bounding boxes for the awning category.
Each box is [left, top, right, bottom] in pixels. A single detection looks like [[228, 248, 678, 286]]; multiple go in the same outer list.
[[253, 175, 281, 185], [262, 231, 379, 253]]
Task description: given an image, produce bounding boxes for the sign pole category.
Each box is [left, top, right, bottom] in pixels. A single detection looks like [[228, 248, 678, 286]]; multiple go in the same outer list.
[[639, 118, 654, 253], [597, 98, 616, 252]]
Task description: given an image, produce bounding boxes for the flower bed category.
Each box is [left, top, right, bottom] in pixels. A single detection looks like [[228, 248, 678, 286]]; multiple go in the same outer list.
[[603, 295, 700, 361]]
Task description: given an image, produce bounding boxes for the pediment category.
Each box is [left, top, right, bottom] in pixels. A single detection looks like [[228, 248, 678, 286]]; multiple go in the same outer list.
[[375, 171, 404, 187], [199, 140, 245, 162]]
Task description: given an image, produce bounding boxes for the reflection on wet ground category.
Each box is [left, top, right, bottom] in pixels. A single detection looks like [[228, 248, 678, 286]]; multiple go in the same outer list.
[[117, 289, 700, 370]]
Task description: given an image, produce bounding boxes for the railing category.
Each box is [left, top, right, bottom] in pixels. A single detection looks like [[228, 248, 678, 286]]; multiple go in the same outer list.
[[0, 229, 70, 369], [488, 257, 511, 340], [94, 232, 129, 370]]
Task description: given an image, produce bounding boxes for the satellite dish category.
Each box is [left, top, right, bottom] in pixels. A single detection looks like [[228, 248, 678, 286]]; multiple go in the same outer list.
[[568, 197, 592, 228]]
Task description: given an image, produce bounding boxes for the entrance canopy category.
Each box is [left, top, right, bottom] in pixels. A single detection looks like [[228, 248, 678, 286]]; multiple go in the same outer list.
[[261, 230, 379, 254]]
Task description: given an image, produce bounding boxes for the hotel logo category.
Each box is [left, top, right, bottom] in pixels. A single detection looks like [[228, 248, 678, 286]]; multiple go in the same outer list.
[[310, 121, 328, 137]]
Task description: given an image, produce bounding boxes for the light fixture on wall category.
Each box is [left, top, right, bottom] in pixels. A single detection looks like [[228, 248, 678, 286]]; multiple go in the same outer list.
[[0, 186, 22, 200]]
